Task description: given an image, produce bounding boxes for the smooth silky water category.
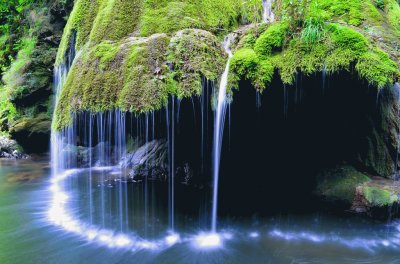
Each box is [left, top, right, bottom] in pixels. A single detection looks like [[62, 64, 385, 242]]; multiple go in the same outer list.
[[2, 158, 400, 263]]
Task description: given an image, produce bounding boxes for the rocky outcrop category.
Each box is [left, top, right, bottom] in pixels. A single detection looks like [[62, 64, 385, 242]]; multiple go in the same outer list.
[[316, 166, 400, 217], [10, 113, 51, 153], [0, 1, 73, 153], [316, 166, 371, 205], [351, 178, 400, 217], [121, 140, 168, 181], [0, 135, 28, 159]]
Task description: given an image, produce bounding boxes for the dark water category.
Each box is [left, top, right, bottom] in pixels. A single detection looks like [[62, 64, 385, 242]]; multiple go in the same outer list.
[[1, 158, 400, 264]]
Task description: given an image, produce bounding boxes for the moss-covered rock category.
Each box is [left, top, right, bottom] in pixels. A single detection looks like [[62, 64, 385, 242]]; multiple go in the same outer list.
[[55, 0, 400, 147], [55, 29, 228, 129], [316, 166, 371, 205], [362, 186, 398, 207], [0, 1, 72, 151], [139, 0, 247, 36], [10, 113, 51, 153], [89, 0, 143, 43], [56, 0, 102, 64], [351, 177, 400, 216], [231, 21, 399, 90], [168, 29, 227, 97]]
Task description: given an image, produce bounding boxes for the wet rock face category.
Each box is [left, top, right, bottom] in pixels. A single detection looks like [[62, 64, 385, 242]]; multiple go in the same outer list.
[[121, 139, 168, 181], [10, 113, 51, 154], [0, 136, 28, 159], [358, 85, 400, 178]]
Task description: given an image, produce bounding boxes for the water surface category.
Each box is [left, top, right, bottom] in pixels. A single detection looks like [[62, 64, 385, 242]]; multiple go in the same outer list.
[[1, 158, 400, 263]]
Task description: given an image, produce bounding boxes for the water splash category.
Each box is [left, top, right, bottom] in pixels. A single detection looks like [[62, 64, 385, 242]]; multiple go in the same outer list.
[[211, 34, 235, 232]]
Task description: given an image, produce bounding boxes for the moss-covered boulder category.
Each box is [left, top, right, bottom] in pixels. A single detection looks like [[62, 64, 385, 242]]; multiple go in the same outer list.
[[316, 166, 371, 205], [352, 179, 400, 217], [54, 29, 228, 129], [316, 165, 400, 216]]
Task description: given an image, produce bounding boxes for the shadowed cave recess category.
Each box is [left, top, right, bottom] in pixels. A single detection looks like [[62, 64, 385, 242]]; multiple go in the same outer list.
[[58, 71, 399, 219]]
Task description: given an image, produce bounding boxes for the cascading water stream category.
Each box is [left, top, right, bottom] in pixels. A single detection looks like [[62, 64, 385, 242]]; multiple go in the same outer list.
[[262, 0, 275, 23], [51, 32, 76, 177], [211, 34, 234, 233], [394, 83, 400, 178]]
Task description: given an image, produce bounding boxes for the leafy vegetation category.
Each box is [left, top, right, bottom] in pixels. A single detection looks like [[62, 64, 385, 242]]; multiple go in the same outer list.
[[0, 0, 72, 147]]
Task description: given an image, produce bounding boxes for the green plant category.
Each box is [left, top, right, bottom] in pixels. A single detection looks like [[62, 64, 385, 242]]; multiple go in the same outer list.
[[301, 17, 326, 44], [375, 0, 385, 10]]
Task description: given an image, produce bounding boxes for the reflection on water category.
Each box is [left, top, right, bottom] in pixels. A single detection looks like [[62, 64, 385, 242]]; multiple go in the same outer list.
[[1, 158, 400, 263]]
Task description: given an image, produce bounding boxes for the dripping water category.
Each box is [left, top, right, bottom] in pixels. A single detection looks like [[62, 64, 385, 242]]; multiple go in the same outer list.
[[262, 0, 275, 23], [394, 83, 400, 178], [211, 34, 235, 232]]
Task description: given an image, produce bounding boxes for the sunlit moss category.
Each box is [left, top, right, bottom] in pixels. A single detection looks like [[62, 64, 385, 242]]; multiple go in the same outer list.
[[233, 21, 398, 87], [89, 0, 143, 43], [54, 30, 227, 130], [55, 0, 400, 130], [56, 0, 102, 65], [363, 186, 398, 207], [356, 48, 399, 88], [230, 48, 273, 91], [168, 29, 227, 97], [139, 0, 247, 36], [254, 22, 289, 57]]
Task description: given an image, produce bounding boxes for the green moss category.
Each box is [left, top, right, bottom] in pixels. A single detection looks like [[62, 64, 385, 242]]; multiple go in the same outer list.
[[55, 28, 229, 130], [56, 0, 102, 65], [139, 0, 246, 36], [363, 186, 398, 207], [89, 0, 143, 43], [356, 48, 399, 88], [2, 37, 37, 99], [302, 0, 364, 26], [325, 24, 368, 72], [11, 113, 51, 134], [54, 0, 400, 130], [316, 166, 371, 204], [254, 22, 289, 57], [236, 21, 398, 87], [270, 40, 329, 84], [230, 48, 273, 91], [93, 42, 121, 66], [0, 86, 18, 131], [386, 0, 400, 36], [118, 34, 170, 112], [168, 29, 227, 97]]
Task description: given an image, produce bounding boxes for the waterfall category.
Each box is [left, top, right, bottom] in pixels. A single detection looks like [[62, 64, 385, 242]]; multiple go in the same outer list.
[[262, 0, 275, 23], [51, 32, 76, 177], [395, 83, 400, 178], [211, 34, 234, 232]]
